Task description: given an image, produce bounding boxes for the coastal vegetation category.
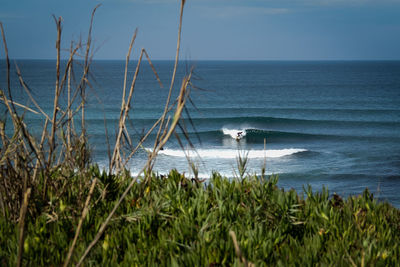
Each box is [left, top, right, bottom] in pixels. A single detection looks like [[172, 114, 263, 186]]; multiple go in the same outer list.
[[1, 167, 400, 266], [1, 0, 399, 266]]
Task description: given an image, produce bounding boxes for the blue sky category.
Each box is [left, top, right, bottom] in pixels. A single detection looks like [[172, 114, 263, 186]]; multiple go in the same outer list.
[[0, 0, 400, 60]]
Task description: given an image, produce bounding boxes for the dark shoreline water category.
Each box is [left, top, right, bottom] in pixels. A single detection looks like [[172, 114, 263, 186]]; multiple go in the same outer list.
[[1, 60, 400, 207]]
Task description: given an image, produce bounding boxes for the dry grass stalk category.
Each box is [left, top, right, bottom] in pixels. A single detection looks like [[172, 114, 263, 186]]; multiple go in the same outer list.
[[150, 0, 186, 169], [0, 23, 11, 98], [143, 49, 163, 88], [229, 230, 254, 267], [0, 189, 5, 218], [1, 23, 43, 221], [1, 23, 18, 134], [67, 50, 72, 151], [1, 98, 39, 114], [80, 5, 101, 133], [32, 118, 49, 184], [15, 65, 48, 117], [120, 107, 173, 170], [262, 138, 267, 179], [47, 17, 82, 167], [63, 178, 97, 267], [108, 30, 138, 169], [47, 16, 62, 165], [121, 29, 138, 113], [111, 48, 145, 171], [110, 45, 163, 172], [17, 188, 31, 267]]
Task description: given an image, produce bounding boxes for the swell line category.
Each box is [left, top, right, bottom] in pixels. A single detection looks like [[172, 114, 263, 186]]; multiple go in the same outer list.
[[154, 148, 308, 159]]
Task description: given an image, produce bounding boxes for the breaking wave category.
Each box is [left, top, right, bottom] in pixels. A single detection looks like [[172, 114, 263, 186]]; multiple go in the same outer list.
[[156, 148, 307, 159]]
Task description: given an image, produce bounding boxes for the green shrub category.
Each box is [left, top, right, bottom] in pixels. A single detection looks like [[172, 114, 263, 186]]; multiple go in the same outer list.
[[1, 167, 399, 266]]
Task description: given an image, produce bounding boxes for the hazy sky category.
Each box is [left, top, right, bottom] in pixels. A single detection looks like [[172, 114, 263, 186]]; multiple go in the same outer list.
[[1, 0, 400, 60]]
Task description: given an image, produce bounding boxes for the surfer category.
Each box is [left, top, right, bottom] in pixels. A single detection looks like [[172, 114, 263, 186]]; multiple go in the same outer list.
[[236, 131, 243, 141]]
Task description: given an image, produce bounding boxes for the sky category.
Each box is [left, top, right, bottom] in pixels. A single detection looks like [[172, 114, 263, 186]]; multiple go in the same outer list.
[[0, 0, 400, 60]]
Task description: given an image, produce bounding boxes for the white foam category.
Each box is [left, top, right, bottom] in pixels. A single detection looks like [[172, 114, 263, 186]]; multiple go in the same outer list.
[[128, 169, 244, 180], [156, 148, 307, 159], [222, 128, 247, 139]]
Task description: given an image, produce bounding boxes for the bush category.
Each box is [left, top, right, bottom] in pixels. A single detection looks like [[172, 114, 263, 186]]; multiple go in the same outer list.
[[1, 167, 399, 266]]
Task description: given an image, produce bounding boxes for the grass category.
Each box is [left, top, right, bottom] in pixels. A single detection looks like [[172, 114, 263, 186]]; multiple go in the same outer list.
[[0, 167, 399, 266], [1, 0, 399, 265]]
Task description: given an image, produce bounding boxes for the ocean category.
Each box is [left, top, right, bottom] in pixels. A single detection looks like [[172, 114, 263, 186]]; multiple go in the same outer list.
[[1, 60, 400, 207]]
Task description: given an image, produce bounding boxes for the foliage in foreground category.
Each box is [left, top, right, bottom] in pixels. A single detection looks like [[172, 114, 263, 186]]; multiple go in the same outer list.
[[0, 166, 399, 266]]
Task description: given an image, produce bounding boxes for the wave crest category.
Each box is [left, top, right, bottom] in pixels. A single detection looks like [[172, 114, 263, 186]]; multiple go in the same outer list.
[[156, 148, 307, 159], [222, 128, 247, 139]]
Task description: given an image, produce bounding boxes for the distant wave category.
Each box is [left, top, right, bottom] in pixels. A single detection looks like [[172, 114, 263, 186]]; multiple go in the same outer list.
[[155, 148, 307, 159], [84, 115, 400, 126], [99, 104, 400, 114], [197, 116, 400, 127]]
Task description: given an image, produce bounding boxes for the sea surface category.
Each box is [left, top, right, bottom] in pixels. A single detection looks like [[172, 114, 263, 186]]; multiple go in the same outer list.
[[1, 60, 400, 207]]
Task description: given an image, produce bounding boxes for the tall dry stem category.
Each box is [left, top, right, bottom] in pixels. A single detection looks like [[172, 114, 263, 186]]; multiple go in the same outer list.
[[111, 48, 144, 171], [17, 188, 31, 267], [63, 179, 97, 267], [150, 0, 186, 172], [80, 4, 101, 133], [48, 16, 62, 165]]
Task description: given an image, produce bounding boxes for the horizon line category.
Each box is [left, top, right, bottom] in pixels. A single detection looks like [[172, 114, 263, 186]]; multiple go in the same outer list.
[[2, 58, 400, 62]]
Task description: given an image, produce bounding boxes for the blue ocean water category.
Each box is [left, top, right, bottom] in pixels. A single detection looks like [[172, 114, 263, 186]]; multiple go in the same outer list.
[[1, 60, 400, 206]]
